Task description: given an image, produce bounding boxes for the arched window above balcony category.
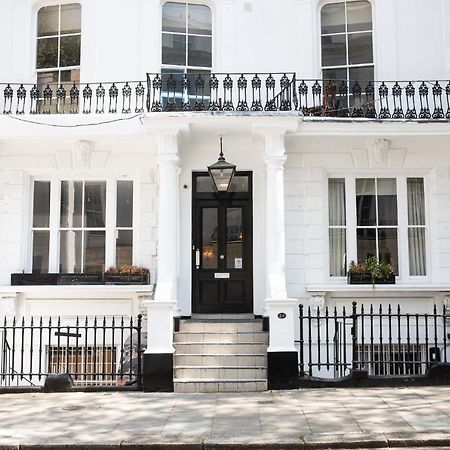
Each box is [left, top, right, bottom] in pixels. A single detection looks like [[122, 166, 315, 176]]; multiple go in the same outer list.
[[162, 2, 212, 73], [36, 3, 81, 112]]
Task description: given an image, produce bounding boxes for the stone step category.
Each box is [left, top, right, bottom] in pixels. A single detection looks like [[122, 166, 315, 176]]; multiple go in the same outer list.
[[191, 314, 255, 320], [174, 354, 267, 367], [173, 332, 269, 344], [174, 379, 267, 393], [174, 366, 267, 380], [173, 342, 268, 355], [179, 320, 263, 333]]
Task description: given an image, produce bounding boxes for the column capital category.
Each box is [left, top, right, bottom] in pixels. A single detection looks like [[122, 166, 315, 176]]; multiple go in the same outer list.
[[155, 127, 187, 164]]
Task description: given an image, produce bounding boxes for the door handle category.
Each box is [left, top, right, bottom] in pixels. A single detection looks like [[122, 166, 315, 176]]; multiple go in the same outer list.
[[195, 249, 200, 268], [220, 254, 225, 260]]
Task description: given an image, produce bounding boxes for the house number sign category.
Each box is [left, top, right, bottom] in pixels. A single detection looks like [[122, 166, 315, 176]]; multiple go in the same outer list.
[[277, 313, 287, 319]]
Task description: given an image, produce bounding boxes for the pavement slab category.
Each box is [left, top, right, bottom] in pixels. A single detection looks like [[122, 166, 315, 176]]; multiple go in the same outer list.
[[0, 387, 450, 448]]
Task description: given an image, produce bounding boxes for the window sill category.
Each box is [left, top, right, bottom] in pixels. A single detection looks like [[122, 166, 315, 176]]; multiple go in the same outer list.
[[0, 284, 154, 294]]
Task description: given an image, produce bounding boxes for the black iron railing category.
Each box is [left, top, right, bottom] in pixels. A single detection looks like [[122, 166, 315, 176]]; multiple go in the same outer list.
[[1, 75, 450, 119], [146, 72, 296, 112], [0, 315, 143, 388], [296, 79, 450, 120], [297, 302, 448, 380], [1, 81, 146, 115]]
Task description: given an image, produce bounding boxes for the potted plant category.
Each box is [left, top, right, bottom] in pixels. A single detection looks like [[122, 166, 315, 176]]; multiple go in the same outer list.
[[104, 265, 150, 285], [347, 256, 395, 285]]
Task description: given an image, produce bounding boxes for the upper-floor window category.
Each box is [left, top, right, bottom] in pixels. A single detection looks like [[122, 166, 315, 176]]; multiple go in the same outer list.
[[162, 2, 212, 73], [36, 4, 81, 98], [321, 1, 373, 112]]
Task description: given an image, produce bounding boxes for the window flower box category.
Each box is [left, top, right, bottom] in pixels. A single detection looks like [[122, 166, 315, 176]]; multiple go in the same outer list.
[[11, 269, 151, 286], [58, 273, 104, 285], [347, 257, 396, 285], [11, 273, 58, 286], [347, 272, 396, 285], [104, 273, 150, 285]]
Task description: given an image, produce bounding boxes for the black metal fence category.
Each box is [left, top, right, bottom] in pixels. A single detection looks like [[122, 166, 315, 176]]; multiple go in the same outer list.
[[297, 302, 448, 380], [0, 315, 143, 388], [2, 74, 449, 120]]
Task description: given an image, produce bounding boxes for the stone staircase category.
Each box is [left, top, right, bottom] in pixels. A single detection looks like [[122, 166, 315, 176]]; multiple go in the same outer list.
[[173, 314, 268, 393]]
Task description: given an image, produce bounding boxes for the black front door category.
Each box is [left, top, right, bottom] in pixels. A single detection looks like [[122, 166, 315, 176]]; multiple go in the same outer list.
[[192, 172, 253, 314]]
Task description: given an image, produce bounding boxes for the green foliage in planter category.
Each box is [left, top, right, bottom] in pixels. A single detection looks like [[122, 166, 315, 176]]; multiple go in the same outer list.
[[105, 265, 149, 275], [348, 256, 395, 281]]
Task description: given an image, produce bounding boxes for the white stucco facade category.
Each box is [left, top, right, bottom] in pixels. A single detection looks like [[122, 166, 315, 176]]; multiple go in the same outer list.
[[1, 0, 450, 386]]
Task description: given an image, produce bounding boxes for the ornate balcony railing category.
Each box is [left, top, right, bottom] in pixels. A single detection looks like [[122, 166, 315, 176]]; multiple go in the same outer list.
[[1, 80, 147, 115], [296, 79, 450, 120], [1, 74, 450, 120], [146, 72, 295, 113]]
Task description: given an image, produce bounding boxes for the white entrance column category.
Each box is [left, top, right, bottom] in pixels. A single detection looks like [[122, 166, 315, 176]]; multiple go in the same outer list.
[[142, 127, 184, 392], [256, 120, 299, 389]]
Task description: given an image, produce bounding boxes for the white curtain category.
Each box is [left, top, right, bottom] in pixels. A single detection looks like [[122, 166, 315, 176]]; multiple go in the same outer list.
[[407, 179, 426, 276], [329, 179, 346, 276]]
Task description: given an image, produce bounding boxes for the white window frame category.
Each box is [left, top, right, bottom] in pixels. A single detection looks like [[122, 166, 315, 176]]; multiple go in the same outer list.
[[326, 174, 430, 283], [319, 0, 375, 105], [36, 3, 82, 85], [29, 177, 135, 274], [161, 0, 213, 74]]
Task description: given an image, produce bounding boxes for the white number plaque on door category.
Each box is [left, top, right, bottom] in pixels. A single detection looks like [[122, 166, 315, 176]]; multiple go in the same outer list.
[[214, 273, 230, 279]]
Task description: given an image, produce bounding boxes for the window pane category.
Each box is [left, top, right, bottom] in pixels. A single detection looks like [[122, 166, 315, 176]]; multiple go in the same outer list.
[[321, 3, 345, 34], [33, 181, 50, 228], [196, 176, 215, 192], [188, 4, 212, 35], [347, 1, 372, 32], [407, 178, 425, 225], [117, 181, 133, 227], [162, 2, 186, 33], [348, 32, 373, 65], [226, 208, 243, 269], [84, 182, 106, 228], [329, 179, 346, 226], [321, 34, 346, 67], [38, 6, 59, 37], [61, 68, 80, 83], [377, 179, 397, 226], [409, 228, 426, 276], [378, 228, 398, 273], [357, 228, 376, 263], [116, 230, 133, 267], [356, 178, 376, 226], [186, 69, 211, 96], [84, 231, 105, 273], [60, 181, 83, 228], [162, 33, 186, 66], [60, 3, 81, 34], [60, 230, 82, 273], [202, 208, 218, 269], [32, 231, 50, 274], [349, 65, 373, 86], [329, 229, 346, 276], [323, 67, 347, 82], [60, 35, 81, 67], [229, 176, 249, 193], [188, 35, 212, 67], [37, 71, 59, 93], [37, 37, 58, 69]]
